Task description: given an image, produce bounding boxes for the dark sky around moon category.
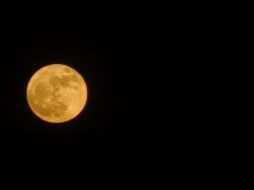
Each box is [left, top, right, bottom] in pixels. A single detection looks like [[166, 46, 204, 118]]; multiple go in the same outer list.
[[0, 0, 236, 184]]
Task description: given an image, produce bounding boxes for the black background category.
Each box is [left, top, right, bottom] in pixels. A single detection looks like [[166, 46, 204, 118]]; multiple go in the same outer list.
[[0, 0, 235, 186]]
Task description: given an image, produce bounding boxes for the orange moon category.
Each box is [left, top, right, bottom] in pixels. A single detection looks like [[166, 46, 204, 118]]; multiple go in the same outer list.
[[26, 64, 88, 123]]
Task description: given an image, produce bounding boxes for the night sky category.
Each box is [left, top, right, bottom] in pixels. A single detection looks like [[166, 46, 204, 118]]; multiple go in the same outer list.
[[0, 1, 235, 186]]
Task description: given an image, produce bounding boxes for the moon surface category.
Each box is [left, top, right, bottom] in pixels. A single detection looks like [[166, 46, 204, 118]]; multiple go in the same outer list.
[[26, 64, 88, 123]]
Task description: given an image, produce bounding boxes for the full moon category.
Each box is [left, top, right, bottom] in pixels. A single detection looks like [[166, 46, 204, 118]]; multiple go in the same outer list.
[[26, 64, 88, 123]]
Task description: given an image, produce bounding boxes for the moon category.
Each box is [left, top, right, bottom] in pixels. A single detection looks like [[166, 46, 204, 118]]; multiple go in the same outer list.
[[26, 64, 88, 123]]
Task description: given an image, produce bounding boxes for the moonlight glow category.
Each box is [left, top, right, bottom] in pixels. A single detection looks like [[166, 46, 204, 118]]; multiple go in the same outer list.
[[26, 64, 88, 123]]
